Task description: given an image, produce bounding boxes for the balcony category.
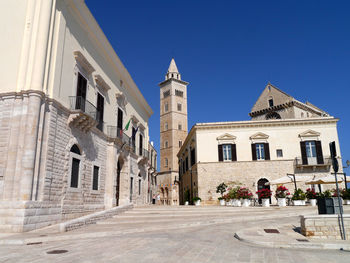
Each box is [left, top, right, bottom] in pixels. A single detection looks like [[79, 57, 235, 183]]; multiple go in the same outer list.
[[68, 96, 99, 132], [107, 126, 132, 146], [294, 156, 332, 171]]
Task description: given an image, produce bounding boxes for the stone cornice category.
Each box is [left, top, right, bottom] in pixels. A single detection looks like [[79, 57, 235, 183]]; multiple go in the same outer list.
[[158, 78, 189, 87], [94, 74, 111, 92], [66, 0, 153, 117], [74, 51, 95, 74]]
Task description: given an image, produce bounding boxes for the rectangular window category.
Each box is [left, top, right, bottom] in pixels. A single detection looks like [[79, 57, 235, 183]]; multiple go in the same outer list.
[[268, 99, 274, 107], [71, 158, 80, 188], [76, 72, 87, 111], [165, 158, 168, 167], [177, 103, 182, 111], [276, 149, 283, 158], [256, 143, 265, 160], [223, 144, 232, 161], [175, 90, 183, 97], [96, 93, 104, 131], [139, 134, 143, 156], [165, 141, 168, 148], [178, 124, 182, 130], [139, 179, 141, 195], [165, 102, 169, 112], [117, 108, 123, 138], [92, 166, 99, 190], [179, 141, 182, 147], [190, 148, 196, 166], [305, 141, 316, 157], [163, 90, 170, 98]]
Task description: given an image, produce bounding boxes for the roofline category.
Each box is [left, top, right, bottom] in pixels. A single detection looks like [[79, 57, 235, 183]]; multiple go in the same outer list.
[[67, 0, 153, 117], [159, 78, 189, 87], [177, 117, 339, 157]]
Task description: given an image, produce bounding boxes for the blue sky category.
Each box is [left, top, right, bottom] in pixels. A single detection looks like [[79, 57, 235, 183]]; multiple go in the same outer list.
[[86, 0, 350, 169]]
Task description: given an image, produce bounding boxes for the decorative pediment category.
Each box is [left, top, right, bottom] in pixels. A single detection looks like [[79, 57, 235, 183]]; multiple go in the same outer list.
[[249, 132, 269, 140], [131, 114, 139, 124], [138, 123, 146, 131], [216, 133, 237, 141], [299, 130, 320, 138], [116, 92, 128, 108], [74, 51, 95, 74], [94, 74, 111, 92]]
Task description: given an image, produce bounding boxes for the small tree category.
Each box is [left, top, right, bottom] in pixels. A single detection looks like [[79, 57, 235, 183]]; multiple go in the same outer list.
[[216, 182, 227, 198]]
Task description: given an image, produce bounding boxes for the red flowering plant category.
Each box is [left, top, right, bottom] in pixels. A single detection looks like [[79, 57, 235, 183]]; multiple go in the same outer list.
[[275, 186, 290, 198], [223, 194, 230, 202], [305, 188, 317, 199], [237, 187, 253, 199], [256, 188, 272, 199]]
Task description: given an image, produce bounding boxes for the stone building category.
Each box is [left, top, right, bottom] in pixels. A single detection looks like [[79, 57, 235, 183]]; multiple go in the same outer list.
[[157, 59, 188, 205], [0, 0, 157, 232], [178, 84, 343, 205]]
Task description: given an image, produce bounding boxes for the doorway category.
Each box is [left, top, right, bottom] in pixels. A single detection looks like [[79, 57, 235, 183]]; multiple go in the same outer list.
[[116, 160, 121, 206], [257, 178, 270, 204]]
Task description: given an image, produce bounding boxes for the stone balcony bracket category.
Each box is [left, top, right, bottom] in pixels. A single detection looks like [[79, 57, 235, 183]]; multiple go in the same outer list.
[[68, 111, 98, 133]]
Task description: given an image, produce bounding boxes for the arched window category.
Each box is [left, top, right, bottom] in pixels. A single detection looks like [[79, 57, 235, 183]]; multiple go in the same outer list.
[[165, 140, 168, 148], [265, 112, 281, 120], [70, 144, 81, 188], [165, 158, 168, 167], [165, 122, 168, 131]]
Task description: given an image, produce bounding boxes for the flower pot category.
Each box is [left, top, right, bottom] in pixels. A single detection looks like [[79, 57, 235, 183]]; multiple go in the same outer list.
[[261, 198, 270, 207], [233, 199, 241, 207], [293, 200, 305, 206], [195, 200, 201, 206], [309, 199, 317, 206], [242, 199, 251, 207], [277, 198, 286, 207], [344, 199, 350, 205], [220, 199, 226, 206], [225, 201, 230, 206], [185, 201, 189, 206]]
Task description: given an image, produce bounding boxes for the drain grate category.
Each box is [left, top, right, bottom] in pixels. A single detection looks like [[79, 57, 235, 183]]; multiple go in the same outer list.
[[26, 242, 43, 245], [296, 239, 309, 242], [46, 250, 68, 254], [264, 229, 280, 234]]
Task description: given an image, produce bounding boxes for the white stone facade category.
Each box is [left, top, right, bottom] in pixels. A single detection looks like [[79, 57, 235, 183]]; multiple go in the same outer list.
[[178, 86, 343, 205], [0, 0, 157, 232]]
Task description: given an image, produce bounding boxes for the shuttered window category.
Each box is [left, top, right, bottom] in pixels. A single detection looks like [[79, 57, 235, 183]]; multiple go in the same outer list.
[[92, 166, 99, 190], [218, 144, 237, 162]]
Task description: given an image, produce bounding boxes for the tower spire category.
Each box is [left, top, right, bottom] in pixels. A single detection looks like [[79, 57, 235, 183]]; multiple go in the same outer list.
[[166, 58, 181, 80]]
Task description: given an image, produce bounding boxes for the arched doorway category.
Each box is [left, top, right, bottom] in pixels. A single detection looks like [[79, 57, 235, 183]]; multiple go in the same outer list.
[[116, 160, 122, 206], [257, 178, 270, 204]]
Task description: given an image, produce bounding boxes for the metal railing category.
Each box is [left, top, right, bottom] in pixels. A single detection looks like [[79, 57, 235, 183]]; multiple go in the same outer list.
[[294, 156, 332, 167], [107, 126, 132, 145], [69, 96, 98, 120]]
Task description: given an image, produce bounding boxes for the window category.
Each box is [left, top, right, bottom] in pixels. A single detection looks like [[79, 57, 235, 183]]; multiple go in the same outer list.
[[139, 134, 143, 156], [165, 158, 168, 167], [178, 124, 182, 130], [301, 112, 304, 118], [223, 144, 232, 161], [165, 102, 169, 112], [179, 140, 182, 147], [75, 72, 87, 111], [165, 140, 168, 148], [305, 141, 316, 158], [276, 149, 283, 158], [117, 108, 123, 138], [164, 122, 168, 131], [190, 148, 196, 166], [185, 157, 189, 171], [96, 93, 104, 131], [92, 166, 99, 190], [256, 143, 265, 160], [175, 90, 183, 97], [139, 179, 141, 195], [70, 144, 81, 188], [177, 103, 182, 111], [268, 98, 274, 107], [163, 90, 170, 98]]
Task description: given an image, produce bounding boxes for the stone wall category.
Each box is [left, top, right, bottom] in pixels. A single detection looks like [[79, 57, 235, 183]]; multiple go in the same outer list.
[[301, 214, 350, 239]]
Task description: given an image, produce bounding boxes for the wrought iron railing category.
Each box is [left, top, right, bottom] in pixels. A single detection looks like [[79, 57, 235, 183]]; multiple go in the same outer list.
[[294, 156, 332, 167], [69, 96, 98, 120]]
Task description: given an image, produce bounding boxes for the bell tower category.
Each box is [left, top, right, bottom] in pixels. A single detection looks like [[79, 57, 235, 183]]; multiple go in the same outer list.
[[157, 58, 188, 205]]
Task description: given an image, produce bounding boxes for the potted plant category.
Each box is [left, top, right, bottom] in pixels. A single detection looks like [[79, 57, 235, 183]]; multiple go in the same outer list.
[[237, 187, 253, 207], [184, 190, 190, 206], [256, 188, 272, 207], [306, 188, 317, 206], [292, 188, 306, 206], [228, 186, 241, 207], [193, 196, 201, 206], [341, 189, 350, 205], [216, 182, 227, 206], [275, 185, 290, 207], [223, 193, 230, 206], [316, 190, 342, 214]]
